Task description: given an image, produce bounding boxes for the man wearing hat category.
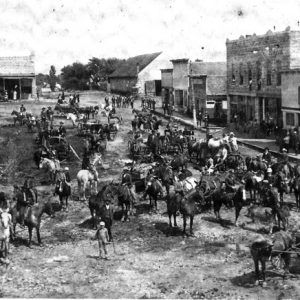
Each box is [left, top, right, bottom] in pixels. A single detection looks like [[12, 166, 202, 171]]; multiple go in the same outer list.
[[95, 221, 110, 260], [58, 121, 66, 137], [19, 104, 26, 116], [100, 199, 114, 242], [262, 147, 272, 164], [41, 107, 47, 127]]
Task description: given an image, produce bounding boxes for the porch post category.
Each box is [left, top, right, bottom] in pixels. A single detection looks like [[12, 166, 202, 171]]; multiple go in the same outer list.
[[19, 78, 21, 100], [254, 96, 259, 122], [262, 97, 265, 121], [3, 78, 5, 90]]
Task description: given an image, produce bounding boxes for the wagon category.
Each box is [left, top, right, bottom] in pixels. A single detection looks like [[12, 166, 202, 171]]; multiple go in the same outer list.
[[54, 103, 77, 115], [77, 122, 103, 137]]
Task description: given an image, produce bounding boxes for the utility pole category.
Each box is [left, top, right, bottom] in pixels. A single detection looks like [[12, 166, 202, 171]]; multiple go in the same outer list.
[[188, 61, 197, 128]]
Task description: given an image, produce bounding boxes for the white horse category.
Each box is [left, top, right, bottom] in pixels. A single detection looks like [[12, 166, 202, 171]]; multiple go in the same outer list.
[[207, 138, 224, 149], [67, 113, 86, 127], [0, 211, 11, 258], [76, 153, 103, 201], [39, 157, 60, 182]]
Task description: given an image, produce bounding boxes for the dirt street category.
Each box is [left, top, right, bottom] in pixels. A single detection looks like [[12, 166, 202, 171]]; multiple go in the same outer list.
[[0, 91, 299, 299]]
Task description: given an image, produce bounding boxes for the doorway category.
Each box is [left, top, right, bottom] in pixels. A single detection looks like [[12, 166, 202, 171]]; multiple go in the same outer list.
[[4, 79, 20, 100]]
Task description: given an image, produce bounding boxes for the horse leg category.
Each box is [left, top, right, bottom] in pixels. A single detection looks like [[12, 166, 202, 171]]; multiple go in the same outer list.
[[190, 215, 194, 235], [234, 205, 242, 226], [121, 204, 125, 222], [59, 195, 64, 210], [28, 227, 33, 247], [65, 196, 69, 212], [183, 215, 187, 236], [174, 214, 177, 227], [168, 213, 172, 227], [36, 227, 42, 245], [253, 258, 260, 284]]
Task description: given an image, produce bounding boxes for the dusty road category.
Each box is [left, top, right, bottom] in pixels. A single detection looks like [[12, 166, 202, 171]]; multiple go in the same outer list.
[[0, 91, 299, 299]]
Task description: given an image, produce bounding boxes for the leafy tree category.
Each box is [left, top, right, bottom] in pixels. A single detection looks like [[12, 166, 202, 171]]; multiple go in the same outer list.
[[36, 73, 50, 88], [49, 65, 57, 91], [61, 62, 90, 90]]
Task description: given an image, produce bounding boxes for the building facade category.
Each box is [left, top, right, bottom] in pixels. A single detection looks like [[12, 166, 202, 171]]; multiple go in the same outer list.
[[161, 68, 173, 106], [108, 52, 171, 95], [0, 55, 36, 100], [226, 27, 300, 126]]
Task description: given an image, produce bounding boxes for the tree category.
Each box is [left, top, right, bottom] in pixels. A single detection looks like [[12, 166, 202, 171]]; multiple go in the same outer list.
[[49, 65, 57, 91], [61, 62, 90, 90]]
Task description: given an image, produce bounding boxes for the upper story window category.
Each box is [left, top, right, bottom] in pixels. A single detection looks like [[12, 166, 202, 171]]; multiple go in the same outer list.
[[239, 63, 244, 85], [266, 60, 272, 86], [248, 62, 252, 90], [231, 63, 236, 84], [276, 60, 281, 86], [256, 61, 262, 90]]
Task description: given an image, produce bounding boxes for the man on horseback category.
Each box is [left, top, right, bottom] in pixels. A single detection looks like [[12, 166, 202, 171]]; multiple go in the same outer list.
[[14, 185, 32, 227], [87, 151, 100, 182], [214, 144, 228, 170], [58, 122, 66, 137], [19, 104, 26, 116]]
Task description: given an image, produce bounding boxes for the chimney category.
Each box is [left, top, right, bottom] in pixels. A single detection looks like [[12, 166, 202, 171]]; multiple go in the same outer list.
[[136, 63, 140, 74]]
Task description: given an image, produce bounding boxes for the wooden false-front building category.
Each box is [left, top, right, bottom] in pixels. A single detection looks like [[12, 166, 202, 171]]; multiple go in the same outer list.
[[0, 55, 36, 100]]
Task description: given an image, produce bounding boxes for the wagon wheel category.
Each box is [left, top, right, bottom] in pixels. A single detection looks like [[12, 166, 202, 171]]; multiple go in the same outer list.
[[271, 254, 284, 270]]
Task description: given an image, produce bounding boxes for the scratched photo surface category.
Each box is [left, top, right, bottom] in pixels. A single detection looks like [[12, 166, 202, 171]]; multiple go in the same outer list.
[[0, 0, 300, 298]]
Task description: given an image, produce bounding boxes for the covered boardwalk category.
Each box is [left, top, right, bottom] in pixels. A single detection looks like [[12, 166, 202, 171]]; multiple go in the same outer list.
[[0, 55, 36, 100]]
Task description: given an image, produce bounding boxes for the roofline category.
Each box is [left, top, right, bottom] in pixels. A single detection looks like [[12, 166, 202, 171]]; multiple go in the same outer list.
[[281, 68, 300, 74], [170, 59, 189, 63], [108, 75, 137, 79], [0, 74, 35, 77], [161, 69, 173, 72], [226, 27, 299, 44]]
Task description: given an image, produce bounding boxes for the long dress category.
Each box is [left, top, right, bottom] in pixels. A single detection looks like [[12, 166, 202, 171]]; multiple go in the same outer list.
[[13, 90, 17, 100]]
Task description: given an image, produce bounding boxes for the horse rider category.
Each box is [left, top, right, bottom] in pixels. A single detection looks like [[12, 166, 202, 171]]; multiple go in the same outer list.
[[215, 144, 228, 170], [87, 151, 99, 182], [19, 104, 26, 116], [82, 150, 90, 170], [46, 106, 54, 124], [15, 185, 32, 227], [225, 170, 238, 192], [41, 107, 47, 127], [122, 168, 139, 204], [282, 148, 289, 164], [262, 147, 272, 165], [63, 167, 71, 186], [58, 121, 66, 137]]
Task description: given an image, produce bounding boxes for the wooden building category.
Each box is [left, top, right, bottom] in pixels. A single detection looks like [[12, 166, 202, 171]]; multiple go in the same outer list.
[[0, 54, 36, 100]]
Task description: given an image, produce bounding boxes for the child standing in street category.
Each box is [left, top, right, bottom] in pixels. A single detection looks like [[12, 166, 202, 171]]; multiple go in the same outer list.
[[95, 221, 110, 260]]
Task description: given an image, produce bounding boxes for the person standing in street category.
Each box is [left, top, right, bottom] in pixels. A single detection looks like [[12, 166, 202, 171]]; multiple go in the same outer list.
[[197, 111, 202, 127], [95, 221, 110, 260]]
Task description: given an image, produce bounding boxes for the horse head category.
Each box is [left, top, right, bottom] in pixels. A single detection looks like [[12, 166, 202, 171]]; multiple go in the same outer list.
[[44, 201, 55, 217]]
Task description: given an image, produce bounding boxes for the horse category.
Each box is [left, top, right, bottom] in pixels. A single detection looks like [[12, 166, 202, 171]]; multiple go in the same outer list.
[[188, 140, 207, 163], [273, 172, 290, 205], [54, 173, 71, 211], [250, 231, 293, 285], [110, 183, 134, 222], [77, 170, 97, 201], [166, 188, 206, 236], [171, 154, 188, 171], [144, 175, 164, 211], [39, 157, 60, 183], [11, 110, 26, 126], [0, 211, 11, 258], [243, 171, 264, 201], [208, 185, 246, 226], [108, 113, 123, 124], [88, 184, 115, 229], [207, 137, 224, 150], [67, 113, 79, 127], [10, 201, 54, 247], [153, 164, 174, 195]]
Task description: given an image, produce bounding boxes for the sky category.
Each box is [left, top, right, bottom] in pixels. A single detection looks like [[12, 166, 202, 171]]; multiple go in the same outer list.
[[1, 0, 300, 73]]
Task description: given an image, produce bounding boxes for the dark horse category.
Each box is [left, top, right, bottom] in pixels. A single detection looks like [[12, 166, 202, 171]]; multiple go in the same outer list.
[[209, 185, 246, 226], [88, 184, 114, 229], [153, 164, 174, 195], [273, 172, 289, 205], [110, 183, 134, 222], [54, 176, 71, 211], [10, 201, 54, 247], [144, 175, 164, 211], [250, 230, 293, 285], [166, 188, 206, 236]]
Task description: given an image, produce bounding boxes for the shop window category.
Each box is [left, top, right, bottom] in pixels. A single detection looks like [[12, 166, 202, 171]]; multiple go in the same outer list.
[[266, 60, 272, 86], [256, 61, 262, 90], [286, 113, 295, 126], [248, 63, 252, 90], [231, 64, 236, 84], [276, 60, 281, 86], [239, 63, 243, 85]]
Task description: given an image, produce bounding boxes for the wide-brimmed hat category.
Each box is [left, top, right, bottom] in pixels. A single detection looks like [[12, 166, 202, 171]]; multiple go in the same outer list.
[[99, 221, 105, 226], [229, 132, 234, 136], [60, 121, 64, 124], [282, 148, 287, 152]]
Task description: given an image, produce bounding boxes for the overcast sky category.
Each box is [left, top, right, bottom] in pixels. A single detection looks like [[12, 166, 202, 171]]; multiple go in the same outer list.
[[1, 0, 300, 73]]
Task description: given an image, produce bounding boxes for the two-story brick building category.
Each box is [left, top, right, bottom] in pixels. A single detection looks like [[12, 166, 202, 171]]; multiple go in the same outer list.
[[226, 27, 300, 127]]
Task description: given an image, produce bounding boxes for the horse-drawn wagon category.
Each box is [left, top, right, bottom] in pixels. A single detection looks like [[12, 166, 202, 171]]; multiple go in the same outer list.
[[48, 136, 72, 161], [128, 139, 152, 162], [54, 103, 78, 116]]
